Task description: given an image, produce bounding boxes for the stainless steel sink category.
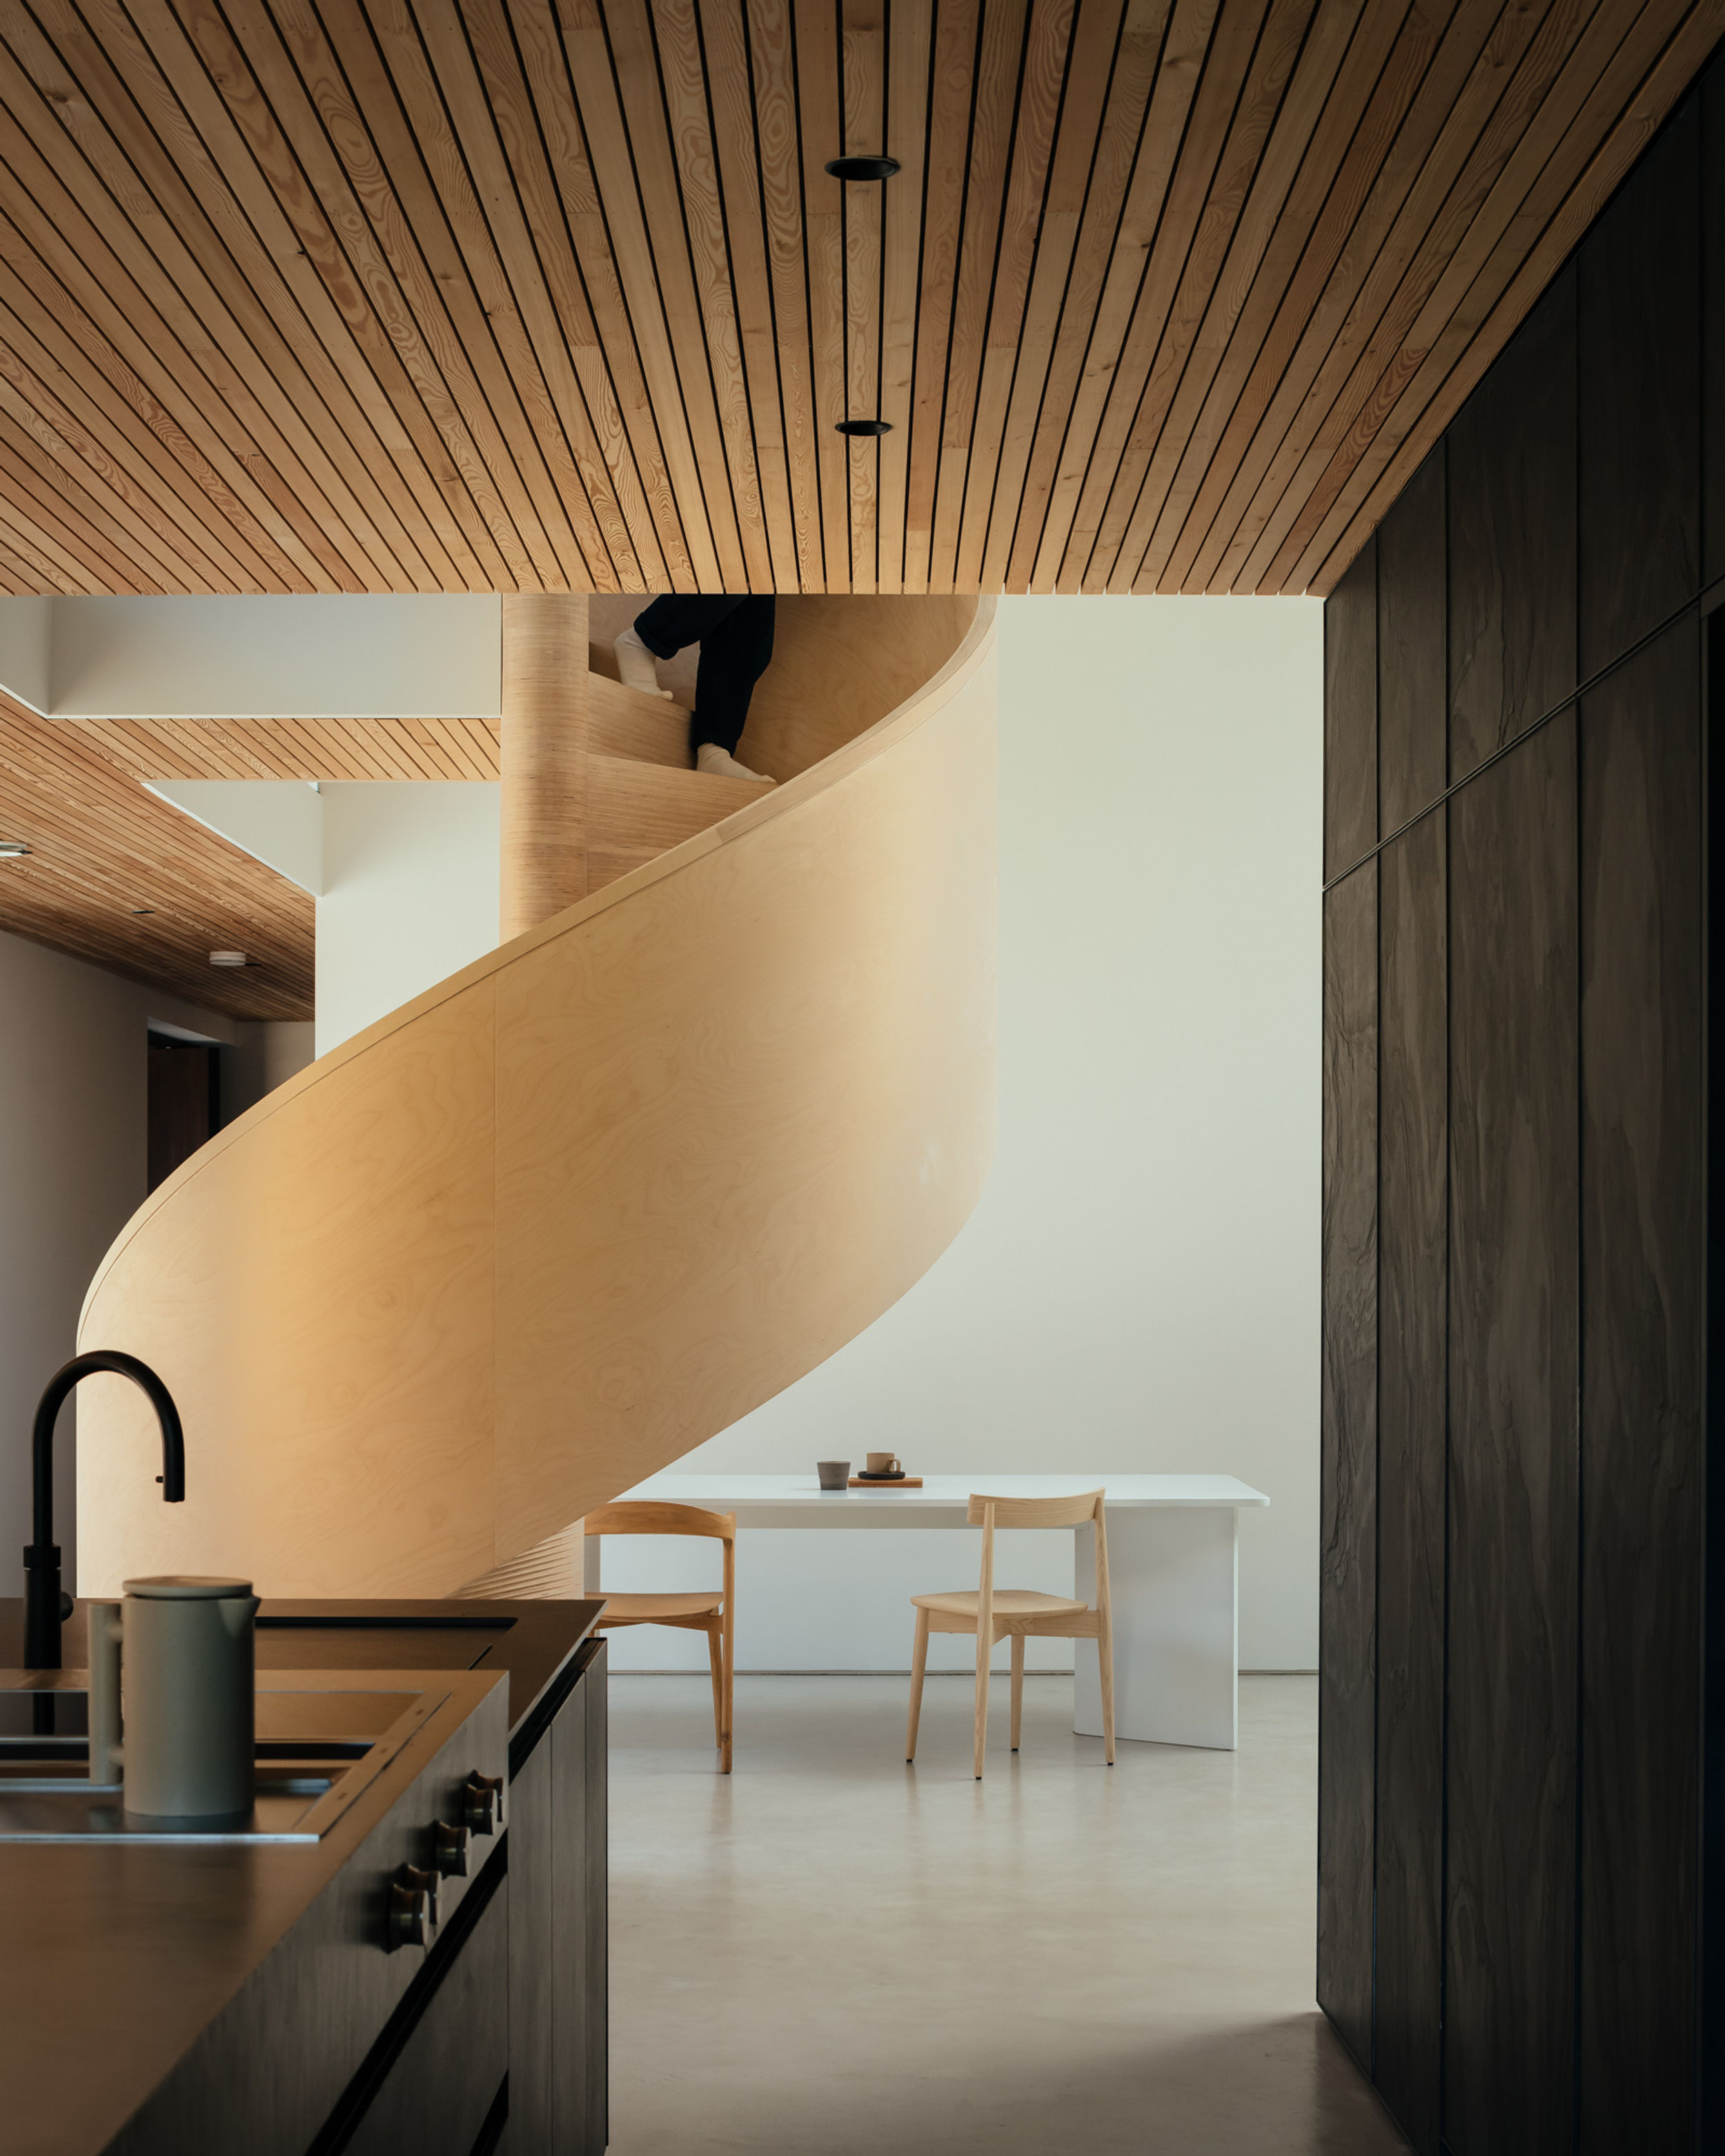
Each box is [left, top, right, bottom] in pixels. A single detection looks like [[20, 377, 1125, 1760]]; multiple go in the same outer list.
[[0, 1677, 447, 1842]]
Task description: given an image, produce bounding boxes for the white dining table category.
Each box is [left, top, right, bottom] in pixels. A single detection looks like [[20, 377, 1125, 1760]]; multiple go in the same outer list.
[[616, 1472, 1270, 1750]]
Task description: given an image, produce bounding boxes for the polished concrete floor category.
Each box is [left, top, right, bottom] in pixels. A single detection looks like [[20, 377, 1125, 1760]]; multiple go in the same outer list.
[[607, 1672, 1408, 2155]]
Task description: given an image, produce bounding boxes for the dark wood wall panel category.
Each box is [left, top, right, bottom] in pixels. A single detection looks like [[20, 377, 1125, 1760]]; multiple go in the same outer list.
[[1447, 268, 1577, 786], [1579, 101, 1702, 677], [1372, 811, 1446, 2156], [1706, 55, 1725, 590], [1377, 453, 1446, 833], [1325, 541, 1377, 882], [1577, 620, 1704, 2156], [1319, 863, 1378, 2070], [1445, 714, 1579, 2156]]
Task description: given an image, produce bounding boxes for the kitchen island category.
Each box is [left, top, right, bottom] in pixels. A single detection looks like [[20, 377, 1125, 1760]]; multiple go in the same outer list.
[[0, 1597, 607, 2156]]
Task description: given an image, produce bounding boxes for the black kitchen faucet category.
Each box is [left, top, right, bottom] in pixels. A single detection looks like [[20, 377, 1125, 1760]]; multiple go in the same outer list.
[[24, 1350, 186, 1672]]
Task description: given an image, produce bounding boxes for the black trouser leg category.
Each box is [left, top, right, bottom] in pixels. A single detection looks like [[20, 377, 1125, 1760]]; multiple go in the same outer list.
[[632, 595, 776, 755]]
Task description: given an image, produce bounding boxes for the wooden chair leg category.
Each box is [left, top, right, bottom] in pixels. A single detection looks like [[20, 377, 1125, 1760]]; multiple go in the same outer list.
[[1010, 1634, 1025, 1752], [1098, 1623, 1116, 1766], [906, 1608, 930, 1761], [721, 1609, 733, 1776], [706, 1625, 724, 1757], [973, 1624, 992, 1780]]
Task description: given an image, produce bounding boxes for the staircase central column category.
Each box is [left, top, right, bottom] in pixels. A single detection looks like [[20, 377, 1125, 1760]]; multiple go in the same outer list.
[[500, 592, 590, 939]]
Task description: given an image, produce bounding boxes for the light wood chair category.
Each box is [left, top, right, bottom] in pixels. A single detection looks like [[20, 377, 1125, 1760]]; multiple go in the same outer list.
[[586, 1501, 736, 1772], [905, 1489, 1114, 1778]]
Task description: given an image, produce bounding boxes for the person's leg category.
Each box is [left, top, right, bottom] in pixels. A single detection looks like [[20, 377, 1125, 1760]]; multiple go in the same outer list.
[[613, 595, 746, 695], [691, 597, 775, 775]]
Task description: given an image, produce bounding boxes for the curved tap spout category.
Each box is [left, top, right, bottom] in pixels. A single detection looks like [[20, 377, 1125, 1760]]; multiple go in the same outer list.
[[25, 1350, 186, 1669]]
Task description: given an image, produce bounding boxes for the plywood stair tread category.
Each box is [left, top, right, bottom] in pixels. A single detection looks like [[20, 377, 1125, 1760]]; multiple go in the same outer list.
[[586, 671, 693, 769], [587, 752, 771, 860]]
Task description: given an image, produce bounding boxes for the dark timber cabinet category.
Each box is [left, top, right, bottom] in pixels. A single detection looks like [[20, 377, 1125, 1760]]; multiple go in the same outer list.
[[1319, 48, 1725, 2156]]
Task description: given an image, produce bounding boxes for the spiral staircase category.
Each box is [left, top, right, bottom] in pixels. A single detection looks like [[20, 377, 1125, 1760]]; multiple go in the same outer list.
[[72, 597, 998, 1601]]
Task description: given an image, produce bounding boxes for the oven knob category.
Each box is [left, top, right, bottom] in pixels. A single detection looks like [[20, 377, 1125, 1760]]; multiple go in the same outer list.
[[386, 1863, 438, 1950], [432, 1818, 469, 1877], [462, 1772, 504, 1835]]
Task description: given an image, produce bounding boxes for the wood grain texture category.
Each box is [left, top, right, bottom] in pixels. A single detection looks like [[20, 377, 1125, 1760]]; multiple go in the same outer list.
[[1577, 619, 1703, 2156], [1577, 94, 1702, 678], [0, 691, 313, 1016], [1323, 534, 1375, 880], [1376, 446, 1445, 833], [1446, 711, 1578, 2156], [1706, 50, 1725, 589], [74, 602, 996, 1596], [502, 593, 591, 934], [1447, 265, 1576, 786], [0, 0, 1713, 600], [1374, 809, 1445, 2156], [1318, 859, 1375, 2070]]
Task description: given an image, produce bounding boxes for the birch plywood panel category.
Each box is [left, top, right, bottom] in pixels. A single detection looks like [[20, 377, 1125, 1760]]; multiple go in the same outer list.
[[0, 0, 1713, 603], [73, 602, 998, 1594]]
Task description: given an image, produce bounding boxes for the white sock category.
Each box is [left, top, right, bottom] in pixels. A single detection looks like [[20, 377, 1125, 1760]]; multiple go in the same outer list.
[[613, 624, 673, 696], [697, 742, 773, 784]]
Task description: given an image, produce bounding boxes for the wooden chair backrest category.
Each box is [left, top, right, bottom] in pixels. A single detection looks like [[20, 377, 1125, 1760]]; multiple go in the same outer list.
[[584, 1501, 736, 1541], [966, 1490, 1110, 1623]]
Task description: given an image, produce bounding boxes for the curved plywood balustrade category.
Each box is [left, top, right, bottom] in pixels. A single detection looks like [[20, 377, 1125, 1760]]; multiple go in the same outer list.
[[75, 600, 996, 1599]]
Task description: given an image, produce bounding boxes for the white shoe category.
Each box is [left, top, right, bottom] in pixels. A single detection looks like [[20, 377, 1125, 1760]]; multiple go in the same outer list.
[[613, 624, 673, 697], [697, 742, 773, 784]]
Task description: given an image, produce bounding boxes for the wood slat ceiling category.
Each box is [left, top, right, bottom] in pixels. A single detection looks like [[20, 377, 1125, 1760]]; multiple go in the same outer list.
[[0, 0, 1714, 604], [64, 714, 502, 780], [0, 697, 315, 1015]]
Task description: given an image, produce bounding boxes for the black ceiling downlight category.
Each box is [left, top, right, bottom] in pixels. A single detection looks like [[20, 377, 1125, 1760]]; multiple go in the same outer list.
[[825, 155, 900, 182], [835, 417, 893, 438]]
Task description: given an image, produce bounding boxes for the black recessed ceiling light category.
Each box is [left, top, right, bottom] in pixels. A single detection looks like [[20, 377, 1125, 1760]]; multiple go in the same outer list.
[[835, 417, 893, 438], [0, 839, 31, 858], [825, 155, 900, 182], [130, 907, 155, 916]]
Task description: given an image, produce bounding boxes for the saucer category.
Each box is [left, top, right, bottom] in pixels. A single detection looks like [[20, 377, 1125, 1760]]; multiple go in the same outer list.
[[856, 1470, 907, 1481]]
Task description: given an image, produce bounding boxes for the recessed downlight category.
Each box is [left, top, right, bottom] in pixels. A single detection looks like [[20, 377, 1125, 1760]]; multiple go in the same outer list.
[[835, 417, 893, 438], [0, 839, 31, 858], [209, 950, 248, 968], [825, 155, 900, 182]]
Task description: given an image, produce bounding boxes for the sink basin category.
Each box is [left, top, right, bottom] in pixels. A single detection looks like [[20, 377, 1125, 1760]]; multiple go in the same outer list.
[[0, 1677, 447, 1842]]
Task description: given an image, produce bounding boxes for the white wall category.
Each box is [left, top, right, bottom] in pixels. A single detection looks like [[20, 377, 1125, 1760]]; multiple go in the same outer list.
[[0, 931, 307, 1590], [0, 594, 500, 718], [315, 784, 500, 1056], [599, 595, 1323, 1674]]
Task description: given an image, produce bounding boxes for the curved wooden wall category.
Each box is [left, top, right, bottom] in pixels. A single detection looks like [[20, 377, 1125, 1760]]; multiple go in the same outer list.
[[75, 600, 996, 1598]]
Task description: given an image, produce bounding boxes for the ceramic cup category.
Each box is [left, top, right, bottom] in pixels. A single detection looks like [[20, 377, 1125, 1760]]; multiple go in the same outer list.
[[817, 1461, 851, 1490], [88, 1575, 259, 1823], [866, 1453, 901, 1477]]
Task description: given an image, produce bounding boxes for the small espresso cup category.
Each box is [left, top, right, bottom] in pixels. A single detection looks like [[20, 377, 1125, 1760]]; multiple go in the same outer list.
[[866, 1452, 901, 1477], [817, 1461, 851, 1490]]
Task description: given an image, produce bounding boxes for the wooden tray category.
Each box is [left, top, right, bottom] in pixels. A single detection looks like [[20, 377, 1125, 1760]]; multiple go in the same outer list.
[[849, 1476, 923, 1488]]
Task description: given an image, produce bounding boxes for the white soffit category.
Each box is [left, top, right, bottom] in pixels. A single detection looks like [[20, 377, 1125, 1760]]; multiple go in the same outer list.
[[147, 780, 325, 895]]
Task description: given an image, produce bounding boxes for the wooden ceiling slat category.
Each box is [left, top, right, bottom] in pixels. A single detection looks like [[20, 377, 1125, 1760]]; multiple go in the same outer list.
[[1101, 0, 1370, 595], [998, 0, 1169, 590], [651, 0, 782, 586], [16, 0, 425, 591], [744, 0, 827, 588], [873, 0, 931, 593], [0, 0, 1709, 617], [117, 0, 475, 589], [1272, 0, 1715, 591], [794, 0, 853, 590], [927, 0, 1027, 592], [599, 0, 760, 586], [1151, 0, 1443, 593], [1022, 0, 1218, 590], [453, 0, 680, 585], [974, 0, 1130, 592], [951, 0, 1078, 593], [901, 0, 980, 593], [679, 0, 800, 591], [1197, 0, 1572, 592], [1234, 0, 1632, 590]]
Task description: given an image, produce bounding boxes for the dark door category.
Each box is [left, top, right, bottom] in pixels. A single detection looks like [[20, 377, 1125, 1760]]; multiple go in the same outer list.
[[146, 1036, 219, 1192]]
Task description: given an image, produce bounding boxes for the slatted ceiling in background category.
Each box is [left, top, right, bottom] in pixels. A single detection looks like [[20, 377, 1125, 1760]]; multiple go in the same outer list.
[[0, 0, 1716, 607], [61, 715, 504, 781], [0, 698, 315, 1016]]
